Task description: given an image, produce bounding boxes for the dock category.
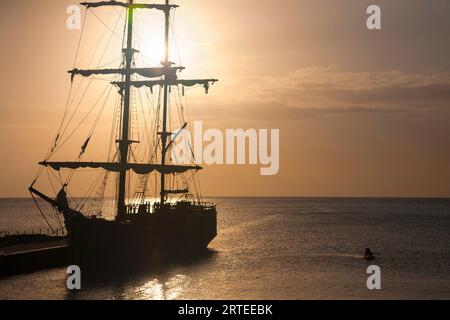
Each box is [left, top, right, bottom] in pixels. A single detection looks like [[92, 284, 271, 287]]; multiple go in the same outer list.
[[0, 238, 72, 277]]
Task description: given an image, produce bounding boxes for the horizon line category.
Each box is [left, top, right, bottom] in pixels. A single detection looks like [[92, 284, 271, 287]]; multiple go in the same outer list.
[[1, 195, 449, 200]]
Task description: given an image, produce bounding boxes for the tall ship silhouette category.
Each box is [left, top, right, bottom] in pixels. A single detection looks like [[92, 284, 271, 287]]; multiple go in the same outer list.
[[29, 0, 218, 261]]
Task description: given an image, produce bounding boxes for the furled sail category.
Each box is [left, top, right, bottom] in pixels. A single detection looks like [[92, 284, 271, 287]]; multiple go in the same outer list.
[[39, 161, 202, 175], [164, 189, 189, 195], [68, 67, 183, 82], [81, 1, 178, 10], [112, 79, 219, 94]]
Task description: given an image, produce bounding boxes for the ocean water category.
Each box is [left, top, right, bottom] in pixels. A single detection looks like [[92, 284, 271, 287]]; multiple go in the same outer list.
[[1, 197, 450, 300]]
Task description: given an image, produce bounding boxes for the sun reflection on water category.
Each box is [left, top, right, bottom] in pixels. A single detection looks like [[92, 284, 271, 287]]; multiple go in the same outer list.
[[134, 274, 190, 300]]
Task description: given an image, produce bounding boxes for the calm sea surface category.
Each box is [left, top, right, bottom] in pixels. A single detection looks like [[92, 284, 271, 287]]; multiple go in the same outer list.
[[1, 197, 450, 300]]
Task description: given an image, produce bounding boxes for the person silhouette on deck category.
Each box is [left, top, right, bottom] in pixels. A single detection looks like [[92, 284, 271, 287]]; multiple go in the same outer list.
[[56, 184, 69, 213]]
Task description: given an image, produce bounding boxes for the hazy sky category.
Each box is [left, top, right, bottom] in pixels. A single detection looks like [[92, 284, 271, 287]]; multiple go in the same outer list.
[[1, 0, 449, 197]]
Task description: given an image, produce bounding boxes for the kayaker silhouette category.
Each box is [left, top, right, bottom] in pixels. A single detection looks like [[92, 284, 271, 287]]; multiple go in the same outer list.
[[365, 248, 375, 260]]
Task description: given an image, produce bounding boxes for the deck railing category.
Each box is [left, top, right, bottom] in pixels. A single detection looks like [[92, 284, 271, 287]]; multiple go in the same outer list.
[[126, 201, 217, 215]]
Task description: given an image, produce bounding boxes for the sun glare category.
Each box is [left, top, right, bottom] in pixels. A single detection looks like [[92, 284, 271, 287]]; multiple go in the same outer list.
[[139, 33, 166, 66], [134, 9, 202, 70]]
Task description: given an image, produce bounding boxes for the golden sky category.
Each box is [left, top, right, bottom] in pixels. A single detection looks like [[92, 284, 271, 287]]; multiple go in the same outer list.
[[1, 0, 449, 197]]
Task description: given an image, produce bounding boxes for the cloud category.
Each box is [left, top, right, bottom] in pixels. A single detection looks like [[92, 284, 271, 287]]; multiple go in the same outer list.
[[190, 67, 450, 120]]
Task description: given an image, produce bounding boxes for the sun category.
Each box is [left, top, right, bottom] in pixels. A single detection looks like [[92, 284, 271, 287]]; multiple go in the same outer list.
[[134, 12, 188, 67], [134, 9, 198, 68], [139, 32, 166, 66]]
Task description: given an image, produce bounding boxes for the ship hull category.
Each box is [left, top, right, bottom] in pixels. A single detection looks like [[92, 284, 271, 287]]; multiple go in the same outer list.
[[62, 208, 217, 265]]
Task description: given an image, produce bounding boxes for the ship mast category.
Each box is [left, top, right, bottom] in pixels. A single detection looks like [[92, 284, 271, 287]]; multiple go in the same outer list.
[[160, 0, 170, 205], [117, 0, 135, 219]]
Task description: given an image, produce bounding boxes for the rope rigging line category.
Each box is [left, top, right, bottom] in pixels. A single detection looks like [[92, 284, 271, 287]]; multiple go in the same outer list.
[[64, 83, 115, 186], [30, 192, 55, 234], [86, 171, 111, 217], [74, 9, 121, 69], [46, 168, 82, 209], [32, 9, 89, 184], [73, 8, 89, 69], [45, 9, 124, 165], [50, 82, 114, 160], [46, 168, 58, 195], [59, 9, 113, 140], [77, 170, 108, 212], [89, 9, 124, 41], [129, 82, 147, 165], [170, 8, 183, 68], [107, 75, 122, 160], [131, 81, 163, 201], [38, 168, 64, 231]]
